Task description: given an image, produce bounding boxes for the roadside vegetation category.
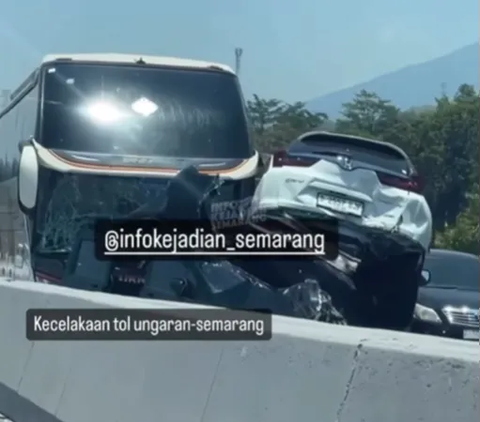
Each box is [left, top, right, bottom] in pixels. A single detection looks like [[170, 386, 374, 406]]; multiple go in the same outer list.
[[0, 85, 476, 254], [248, 84, 479, 254]]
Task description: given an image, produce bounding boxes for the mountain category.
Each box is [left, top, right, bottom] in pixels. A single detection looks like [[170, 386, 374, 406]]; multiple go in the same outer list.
[[307, 43, 479, 119]]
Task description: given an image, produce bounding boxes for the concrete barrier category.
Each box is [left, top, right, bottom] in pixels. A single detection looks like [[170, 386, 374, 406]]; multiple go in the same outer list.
[[0, 280, 477, 422]]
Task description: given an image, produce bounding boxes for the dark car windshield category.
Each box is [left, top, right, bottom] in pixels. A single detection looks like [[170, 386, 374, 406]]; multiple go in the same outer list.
[[423, 252, 479, 291], [41, 62, 251, 159]]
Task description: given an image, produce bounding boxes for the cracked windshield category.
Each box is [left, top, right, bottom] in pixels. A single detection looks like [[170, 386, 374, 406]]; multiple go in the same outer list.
[[0, 0, 478, 420]]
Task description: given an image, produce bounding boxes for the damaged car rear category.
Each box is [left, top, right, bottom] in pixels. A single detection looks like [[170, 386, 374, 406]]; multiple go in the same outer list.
[[252, 131, 433, 329]]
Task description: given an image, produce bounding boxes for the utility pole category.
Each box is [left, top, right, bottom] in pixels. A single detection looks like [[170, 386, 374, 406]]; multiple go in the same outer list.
[[440, 82, 447, 97], [0, 89, 9, 107], [234, 48, 243, 76]]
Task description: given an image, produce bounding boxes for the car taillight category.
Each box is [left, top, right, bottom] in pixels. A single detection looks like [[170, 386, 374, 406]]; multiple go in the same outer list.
[[272, 150, 317, 168], [377, 172, 424, 193]]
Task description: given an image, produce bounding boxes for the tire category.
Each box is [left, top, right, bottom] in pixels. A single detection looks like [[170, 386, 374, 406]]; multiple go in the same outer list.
[[353, 252, 423, 330], [307, 259, 373, 327]]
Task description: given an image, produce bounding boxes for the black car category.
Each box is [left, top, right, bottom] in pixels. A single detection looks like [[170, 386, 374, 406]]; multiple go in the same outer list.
[[411, 249, 479, 341]]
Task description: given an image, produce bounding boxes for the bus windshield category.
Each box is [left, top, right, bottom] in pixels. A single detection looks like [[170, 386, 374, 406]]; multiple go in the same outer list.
[[34, 169, 244, 253], [35, 172, 169, 253], [41, 63, 251, 159]]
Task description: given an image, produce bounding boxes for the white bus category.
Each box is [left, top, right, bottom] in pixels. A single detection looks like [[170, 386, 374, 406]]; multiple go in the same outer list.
[[0, 53, 260, 282]]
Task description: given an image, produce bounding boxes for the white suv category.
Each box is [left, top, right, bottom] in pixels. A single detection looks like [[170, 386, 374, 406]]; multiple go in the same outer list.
[[252, 131, 433, 329]]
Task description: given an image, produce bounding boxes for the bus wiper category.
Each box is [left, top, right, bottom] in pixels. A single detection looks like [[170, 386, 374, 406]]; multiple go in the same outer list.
[[162, 165, 223, 220], [128, 165, 224, 220]]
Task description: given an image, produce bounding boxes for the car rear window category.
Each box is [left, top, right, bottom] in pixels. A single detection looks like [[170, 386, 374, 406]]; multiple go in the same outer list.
[[291, 133, 411, 175]]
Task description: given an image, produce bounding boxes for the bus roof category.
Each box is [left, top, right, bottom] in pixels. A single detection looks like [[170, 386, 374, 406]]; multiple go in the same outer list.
[[41, 53, 235, 73]]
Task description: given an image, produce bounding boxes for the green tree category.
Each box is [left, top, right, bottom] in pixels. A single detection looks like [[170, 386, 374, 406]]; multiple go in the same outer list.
[[423, 85, 478, 229], [336, 90, 400, 136], [275, 102, 327, 132], [435, 191, 479, 254], [246, 95, 284, 137], [247, 97, 327, 153]]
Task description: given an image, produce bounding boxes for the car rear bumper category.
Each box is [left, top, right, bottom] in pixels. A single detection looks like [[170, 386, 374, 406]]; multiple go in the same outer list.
[[335, 218, 426, 259], [252, 206, 426, 262]]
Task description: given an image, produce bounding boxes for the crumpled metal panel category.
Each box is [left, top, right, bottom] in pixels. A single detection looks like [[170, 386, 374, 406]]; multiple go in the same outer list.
[[200, 260, 345, 323], [253, 159, 432, 251]]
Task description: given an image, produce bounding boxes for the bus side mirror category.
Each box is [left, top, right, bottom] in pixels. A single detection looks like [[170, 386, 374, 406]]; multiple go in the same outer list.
[[419, 269, 430, 286], [256, 152, 268, 179], [18, 139, 30, 153], [257, 153, 264, 168], [18, 142, 39, 211]]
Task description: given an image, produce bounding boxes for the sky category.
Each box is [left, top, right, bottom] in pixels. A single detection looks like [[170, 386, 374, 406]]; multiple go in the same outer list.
[[0, 0, 478, 102]]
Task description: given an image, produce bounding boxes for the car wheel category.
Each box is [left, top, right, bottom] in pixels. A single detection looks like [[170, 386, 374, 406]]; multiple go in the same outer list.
[[374, 271, 419, 330], [353, 252, 422, 330]]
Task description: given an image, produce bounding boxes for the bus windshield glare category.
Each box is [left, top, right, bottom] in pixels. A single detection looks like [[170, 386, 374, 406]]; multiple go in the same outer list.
[[41, 63, 251, 159]]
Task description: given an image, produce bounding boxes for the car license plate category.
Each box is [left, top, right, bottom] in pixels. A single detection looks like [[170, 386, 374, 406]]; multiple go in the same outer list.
[[317, 194, 364, 217], [463, 329, 479, 340]]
